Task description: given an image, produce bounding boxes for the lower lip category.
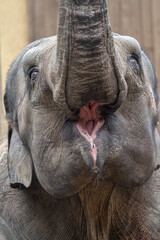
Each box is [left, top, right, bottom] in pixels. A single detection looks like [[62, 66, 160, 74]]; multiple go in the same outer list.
[[76, 118, 105, 168]]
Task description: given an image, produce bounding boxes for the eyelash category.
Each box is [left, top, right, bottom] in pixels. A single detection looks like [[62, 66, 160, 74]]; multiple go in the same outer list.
[[128, 54, 141, 73], [28, 67, 39, 81]]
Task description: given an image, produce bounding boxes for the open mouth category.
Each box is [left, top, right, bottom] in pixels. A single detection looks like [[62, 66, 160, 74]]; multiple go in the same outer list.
[[76, 101, 105, 138], [76, 101, 105, 170]]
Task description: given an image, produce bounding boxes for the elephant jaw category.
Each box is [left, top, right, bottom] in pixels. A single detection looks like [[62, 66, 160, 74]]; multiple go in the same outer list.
[[76, 102, 105, 171]]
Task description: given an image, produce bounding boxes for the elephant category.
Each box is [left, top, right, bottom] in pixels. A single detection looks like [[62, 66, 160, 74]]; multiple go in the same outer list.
[[0, 0, 160, 239]]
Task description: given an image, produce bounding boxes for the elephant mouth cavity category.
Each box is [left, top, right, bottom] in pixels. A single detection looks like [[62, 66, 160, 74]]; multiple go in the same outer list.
[[76, 102, 105, 169]]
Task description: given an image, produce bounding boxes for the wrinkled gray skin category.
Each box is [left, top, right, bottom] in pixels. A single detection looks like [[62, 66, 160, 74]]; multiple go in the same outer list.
[[0, 0, 160, 239]]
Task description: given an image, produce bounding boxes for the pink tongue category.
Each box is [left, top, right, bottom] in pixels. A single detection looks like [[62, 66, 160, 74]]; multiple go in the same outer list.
[[76, 102, 105, 167], [77, 101, 105, 137], [86, 120, 94, 136]]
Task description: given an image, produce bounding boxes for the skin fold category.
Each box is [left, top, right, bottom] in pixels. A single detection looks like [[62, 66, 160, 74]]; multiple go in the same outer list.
[[0, 0, 160, 239]]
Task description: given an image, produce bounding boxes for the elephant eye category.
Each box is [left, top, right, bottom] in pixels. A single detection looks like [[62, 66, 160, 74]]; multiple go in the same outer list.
[[128, 55, 140, 73], [28, 68, 39, 81]]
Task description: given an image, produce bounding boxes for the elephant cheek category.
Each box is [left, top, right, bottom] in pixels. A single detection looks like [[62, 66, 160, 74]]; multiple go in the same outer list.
[[32, 150, 92, 198], [103, 145, 156, 187]]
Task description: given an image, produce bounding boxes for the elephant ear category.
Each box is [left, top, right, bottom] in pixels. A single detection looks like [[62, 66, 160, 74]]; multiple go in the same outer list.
[[154, 129, 160, 171], [4, 90, 33, 188], [8, 128, 33, 188]]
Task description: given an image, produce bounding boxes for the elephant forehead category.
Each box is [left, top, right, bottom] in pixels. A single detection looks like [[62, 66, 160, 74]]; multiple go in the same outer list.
[[114, 35, 141, 55], [22, 36, 57, 70]]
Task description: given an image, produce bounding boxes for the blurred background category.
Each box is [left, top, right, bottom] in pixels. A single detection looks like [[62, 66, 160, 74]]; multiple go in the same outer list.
[[0, 0, 160, 138]]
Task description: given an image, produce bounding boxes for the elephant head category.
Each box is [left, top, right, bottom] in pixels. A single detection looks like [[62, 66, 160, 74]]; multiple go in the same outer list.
[[4, 0, 159, 197]]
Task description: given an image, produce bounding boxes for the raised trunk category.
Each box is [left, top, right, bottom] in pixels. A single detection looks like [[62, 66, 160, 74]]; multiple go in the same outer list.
[[55, 0, 127, 111]]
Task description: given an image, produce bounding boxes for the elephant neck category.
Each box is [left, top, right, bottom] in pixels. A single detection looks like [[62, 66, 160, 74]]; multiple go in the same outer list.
[[70, 182, 151, 240], [71, 182, 115, 240]]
